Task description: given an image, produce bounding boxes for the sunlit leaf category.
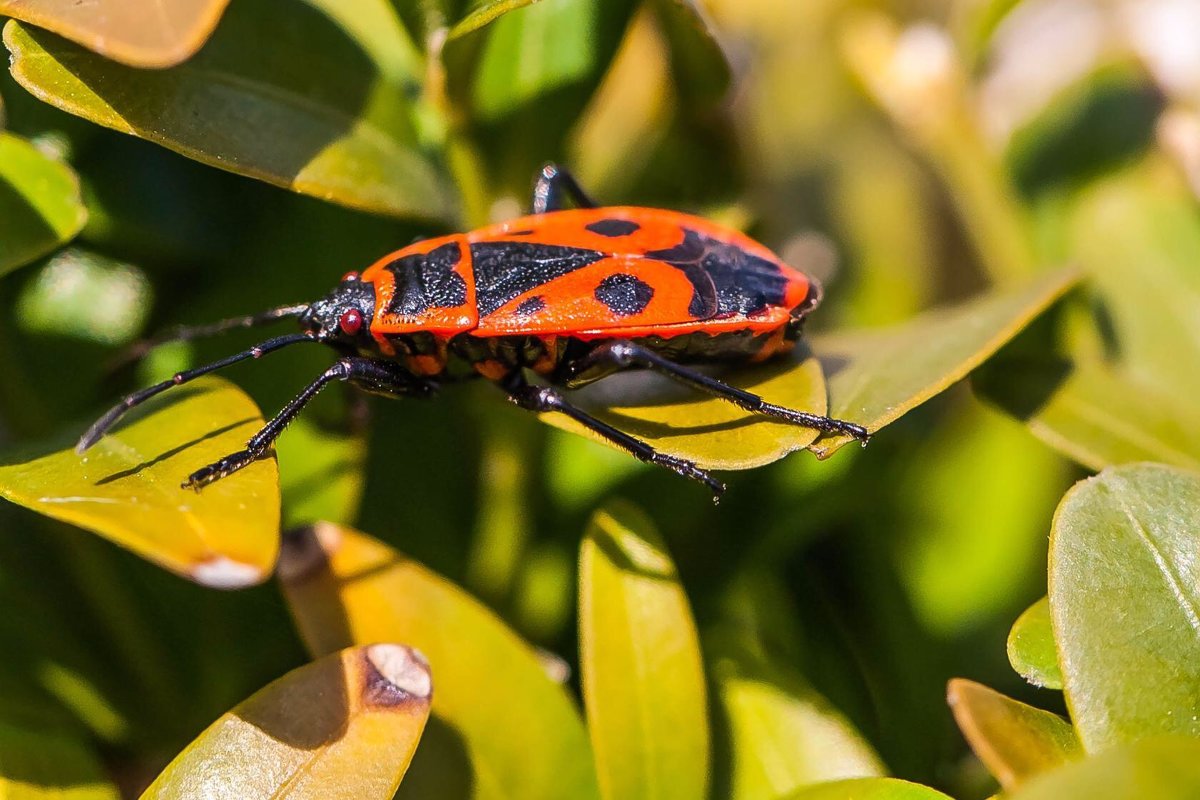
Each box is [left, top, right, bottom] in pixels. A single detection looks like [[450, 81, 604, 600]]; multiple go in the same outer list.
[[782, 777, 954, 800], [0, 131, 86, 277], [1007, 597, 1063, 690], [811, 268, 1079, 457], [580, 501, 709, 800], [0, 0, 230, 68], [1008, 736, 1200, 800], [543, 349, 827, 471], [0, 377, 279, 587], [141, 644, 432, 799], [1050, 463, 1200, 751], [278, 522, 599, 800], [0, 719, 119, 800], [711, 641, 885, 799], [947, 678, 1080, 790], [3, 0, 449, 219]]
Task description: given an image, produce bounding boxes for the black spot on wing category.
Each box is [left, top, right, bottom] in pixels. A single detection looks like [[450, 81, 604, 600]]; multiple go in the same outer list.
[[515, 296, 546, 316], [644, 228, 787, 317], [385, 242, 467, 316], [473, 241, 607, 316], [585, 219, 641, 237], [594, 273, 654, 316], [506, 229, 536, 236]]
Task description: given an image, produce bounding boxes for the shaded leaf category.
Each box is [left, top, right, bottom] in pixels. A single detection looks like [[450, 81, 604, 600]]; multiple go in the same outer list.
[[811, 268, 1079, 457], [278, 417, 366, 529], [543, 349, 827, 471], [0, 0, 230, 68], [3, 0, 449, 219], [448, 0, 539, 40], [0, 719, 119, 799], [141, 644, 432, 799], [947, 678, 1080, 790], [580, 501, 708, 800], [0, 132, 86, 277], [1050, 463, 1200, 751], [710, 641, 884, 799], [1009, 736, 1200, 800], [0, 377, 279, 587], [1007, 597, 1063, 690], [650, 0, 731, 109], [278, 522, 599, 800], [783, 777, 954, 800]]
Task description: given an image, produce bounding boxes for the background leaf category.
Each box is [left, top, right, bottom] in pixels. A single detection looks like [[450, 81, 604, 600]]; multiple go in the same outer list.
[[0, 719, 119, 799], [783, 777, 954, 800], [0, 376, 279, 587], [1050, 463, 1200, 751], [579, 501, 709, 800], [279, 522, 599, 800], [0, 0, 231, 68], [141, 644, 432, 799], [1007, 597, 1063, 690], [1008, 737, 1200, 800], [0, 131, 86, 277]]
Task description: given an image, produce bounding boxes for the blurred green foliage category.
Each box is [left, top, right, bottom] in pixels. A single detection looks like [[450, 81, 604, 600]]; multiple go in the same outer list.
[[1, 0, 1200, 797]]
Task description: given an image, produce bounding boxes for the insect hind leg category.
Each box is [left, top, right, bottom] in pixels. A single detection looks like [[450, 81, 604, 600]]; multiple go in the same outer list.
[[532, 163, 598, 214], [565, 340, 871, 442]]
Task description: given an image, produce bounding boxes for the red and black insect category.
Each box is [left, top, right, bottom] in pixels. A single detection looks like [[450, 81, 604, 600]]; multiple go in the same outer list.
[[77, 165, 868, 496]]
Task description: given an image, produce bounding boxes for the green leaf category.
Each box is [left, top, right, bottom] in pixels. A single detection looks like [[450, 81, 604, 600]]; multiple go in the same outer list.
[[810, 268, 1080, 457], [947, 678, 1080, 790], [0, 0, 231, 68], [278, 416, 366, 529], [650, 0, 731, 109], [278, 522, 600, 800], [1050, 463, 1200, 751], [579, 501, 709, 800], [0, 132, 86, 277], [711, 642, 884, 799], [448, 0, 540, 40], [1008, 597, 1063, 690], [0, 376, 279, 587], [782, 777, 954, 800], [141, 644, 432, 799], [3, 0, 449, 219], [0, 719, 120, 799], [543, 349, 828, 471], [1008, 736, 1200, 800]]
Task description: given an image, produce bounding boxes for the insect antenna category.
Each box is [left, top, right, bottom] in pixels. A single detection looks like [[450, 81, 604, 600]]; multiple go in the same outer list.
[[111, 303, 310, 369], [77, 332, 319, 453]]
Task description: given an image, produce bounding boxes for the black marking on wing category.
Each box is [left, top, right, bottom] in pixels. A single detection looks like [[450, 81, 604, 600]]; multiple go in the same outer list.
[[385, 242, 467, 316], [585, 219, 641, 237], [515, 296, 546, 316], [594, 273, 654, 316], [644, 228, 787, 316], [506, 229, 536, 236], [473, 241, 607, 316]]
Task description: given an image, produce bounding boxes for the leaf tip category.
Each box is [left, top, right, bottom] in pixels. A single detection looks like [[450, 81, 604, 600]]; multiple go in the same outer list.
[[191, 554, 265, 589], [362, 644, 433, 707]]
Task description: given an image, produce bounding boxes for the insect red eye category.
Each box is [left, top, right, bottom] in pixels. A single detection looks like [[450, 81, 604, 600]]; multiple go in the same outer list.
[[338, 308, 363, 335]]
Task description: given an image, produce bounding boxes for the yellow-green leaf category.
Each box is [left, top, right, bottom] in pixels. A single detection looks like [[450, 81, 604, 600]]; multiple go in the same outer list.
[[1050, 463, 1200, 752], [0, 719, 120, 799], [448, 0, 539, 40], [1009, 736, 1200, 800], [810, 268, 1079, 457], [3, 0, 448, 220], [0, 377, 279, 587], [278, 417, 366, 529], [141, 644, 432, 799], [580, 501, 709, 800], [278, 522, 600, 800], [783, 777, 954, 800], [0, 132, 87, 277], [947, 678, 1080, 790], [544, 349, 828, 470], [0, 0, 230, 68], [1008, 598, 1063, 690]]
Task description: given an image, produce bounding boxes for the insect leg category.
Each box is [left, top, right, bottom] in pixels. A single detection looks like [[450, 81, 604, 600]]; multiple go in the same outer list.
[[501, 372, 725, 497], [77, 333, 318, 453], [567, 340, 871, 442], [184, 358, 435, 489], [532, 163, 598, 214], [115, 304, 310, 366]]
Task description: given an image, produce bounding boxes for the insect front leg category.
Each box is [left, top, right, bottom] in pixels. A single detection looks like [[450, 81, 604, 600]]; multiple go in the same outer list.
[[500, 371, 725, 497], [532, 163, 598, 214], [184, 358, 435, 489], [563, 340, 871, 443]]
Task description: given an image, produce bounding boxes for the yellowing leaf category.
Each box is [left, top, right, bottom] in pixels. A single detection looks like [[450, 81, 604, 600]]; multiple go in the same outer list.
[[1009, 737, 1200, 800], [0, 377, 279, 587], [1008, 598, 1063, 690], [141, 644, 432, 799], [580, 501, 709, 800], [0, 132, 87, 277], [947, 678, 1080, 790], [783, 777, 954, 800], [0, 720, 119, 800], [0, 0, 230, 68], [278, 522, 599, 800]]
